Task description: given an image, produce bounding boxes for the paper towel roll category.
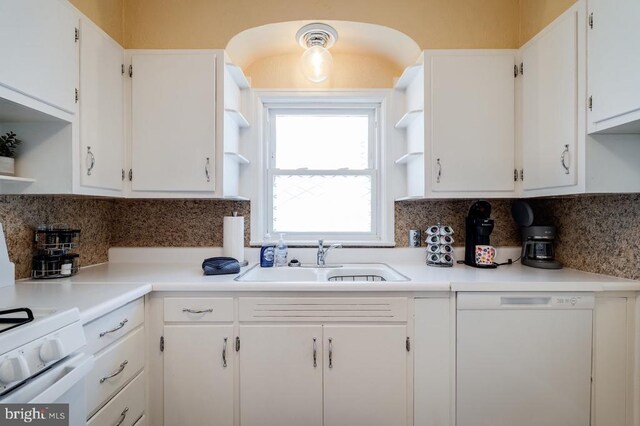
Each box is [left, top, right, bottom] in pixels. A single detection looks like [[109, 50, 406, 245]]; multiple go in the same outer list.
[[223, 215, 245, 263]]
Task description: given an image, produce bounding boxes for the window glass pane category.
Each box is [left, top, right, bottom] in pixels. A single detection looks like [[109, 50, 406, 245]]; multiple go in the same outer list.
[[273, 175, 372, 233], [275, 114, 370, 170]]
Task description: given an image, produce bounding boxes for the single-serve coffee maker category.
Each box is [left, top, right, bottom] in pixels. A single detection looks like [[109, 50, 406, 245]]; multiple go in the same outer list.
[[512, 201, 562, 269], [464, 201, 497, 269]]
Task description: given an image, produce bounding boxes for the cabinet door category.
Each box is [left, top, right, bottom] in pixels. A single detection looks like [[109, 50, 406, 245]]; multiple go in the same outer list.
[[592, 297, 633, 426], [588, 0, 640, 132], [522, 6, 579, 191], [0, 0, 78, 113], [430, 52, 515, 193], [130, 53, 216, 193], [323, 325, 408, 426], [163, 325, 233, 426], [79, 18, 124, 192], [239, 325, 322, 426]]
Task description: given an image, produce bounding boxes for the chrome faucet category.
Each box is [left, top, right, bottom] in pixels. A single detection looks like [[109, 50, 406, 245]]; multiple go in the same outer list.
[[317, 240, 342, 266]]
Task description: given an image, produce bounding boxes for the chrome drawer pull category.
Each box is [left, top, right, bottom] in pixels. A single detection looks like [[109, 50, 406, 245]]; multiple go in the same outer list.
[[182, 308, 214, 314], [115, 407, 129, 426], [222, 337, 228, 368], [313, 337, 317, 368], [99, 319, 128, 337], [100, 360, 128, 383]]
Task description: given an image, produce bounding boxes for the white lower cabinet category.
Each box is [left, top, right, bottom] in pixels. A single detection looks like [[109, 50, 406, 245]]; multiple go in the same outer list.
[[239, 325, 323, 426], [323, 325, 408, 426], [88, 372, 145, 426], [163, 325, 234, 426], [592, 296, 636, 426], [84, 297, 146, 424]]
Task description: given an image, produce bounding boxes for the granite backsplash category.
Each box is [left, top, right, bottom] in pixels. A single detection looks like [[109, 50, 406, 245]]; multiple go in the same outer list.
[[1, 194, 638, 281], [529, 194, 640, 280], [0, 196, 114, 280]]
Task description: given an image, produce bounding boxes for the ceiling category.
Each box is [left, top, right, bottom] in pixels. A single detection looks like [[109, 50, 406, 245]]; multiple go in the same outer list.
[[226, 20, 422, 70]]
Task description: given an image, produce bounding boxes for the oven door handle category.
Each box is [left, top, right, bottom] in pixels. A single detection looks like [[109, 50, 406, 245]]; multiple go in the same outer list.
[[30, 353, 94, 403]]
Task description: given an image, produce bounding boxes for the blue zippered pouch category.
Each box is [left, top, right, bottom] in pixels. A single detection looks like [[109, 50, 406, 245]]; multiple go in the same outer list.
[[202, 257, 241, 275]]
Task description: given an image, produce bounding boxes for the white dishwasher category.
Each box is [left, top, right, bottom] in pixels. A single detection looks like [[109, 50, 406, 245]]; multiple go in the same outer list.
[[456, 292, 594, 426]]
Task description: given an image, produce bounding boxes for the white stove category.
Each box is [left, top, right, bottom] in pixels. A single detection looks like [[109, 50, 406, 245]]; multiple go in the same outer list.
[[0, 307, 87, 395], [0, 306, 93, 425]]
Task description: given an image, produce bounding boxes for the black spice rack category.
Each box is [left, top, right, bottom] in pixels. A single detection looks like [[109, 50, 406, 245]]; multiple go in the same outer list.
[[32, 225, 81, 279]]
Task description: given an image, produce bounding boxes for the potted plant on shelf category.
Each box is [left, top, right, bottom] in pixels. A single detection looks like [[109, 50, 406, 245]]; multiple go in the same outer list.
[[0, 132, 22, 176]]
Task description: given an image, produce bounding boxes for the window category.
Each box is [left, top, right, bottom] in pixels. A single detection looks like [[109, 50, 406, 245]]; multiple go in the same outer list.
[[254, 92, 393, 245]]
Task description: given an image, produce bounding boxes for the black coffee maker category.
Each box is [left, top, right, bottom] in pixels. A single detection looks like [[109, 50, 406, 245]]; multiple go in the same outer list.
[[464, 201, 497, 269]]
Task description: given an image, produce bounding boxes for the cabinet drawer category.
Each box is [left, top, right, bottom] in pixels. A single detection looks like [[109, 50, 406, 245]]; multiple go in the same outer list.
[[84, 298, 144, 355], [87, 327, 145, 416], [164, 297, 234, 322], [88, 372, 144, 426], [239, 298, 408, 322]]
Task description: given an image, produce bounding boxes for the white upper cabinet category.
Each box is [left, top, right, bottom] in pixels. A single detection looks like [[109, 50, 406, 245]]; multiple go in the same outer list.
[[395, 50, 517, 200], [79, 18, 124, 194], [428, 51, 516, 195], [521, 4, 580, 192], [129, 52, 216, 194], [587, 0, 640, 133], [0, 0, 78, 114]]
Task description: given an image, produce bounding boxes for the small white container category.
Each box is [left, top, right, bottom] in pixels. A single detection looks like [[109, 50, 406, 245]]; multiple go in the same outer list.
[[0, 156, 15, 176]]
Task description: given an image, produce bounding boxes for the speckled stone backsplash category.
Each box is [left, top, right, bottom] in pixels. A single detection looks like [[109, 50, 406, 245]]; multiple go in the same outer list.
[[2, 194, 639, 281], [395, 199, 521, 247], [0, 196, 114, 279], [528, 194, 640, 280], [110, 199, 250, 247]]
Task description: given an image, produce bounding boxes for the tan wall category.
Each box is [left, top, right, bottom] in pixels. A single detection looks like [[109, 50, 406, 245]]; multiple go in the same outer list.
[[245, 53, 403, 89], [519, 0, 576, 45], [68, 0, 124, 45], [123, 0, 518, 49]]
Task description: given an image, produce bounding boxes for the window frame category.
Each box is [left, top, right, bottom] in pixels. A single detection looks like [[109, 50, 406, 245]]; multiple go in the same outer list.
[[249, 90, 395, 247]]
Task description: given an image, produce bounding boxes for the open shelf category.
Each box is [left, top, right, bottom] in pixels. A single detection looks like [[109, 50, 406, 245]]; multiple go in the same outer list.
[[394, 64, 423, 90], [395, 109, 423, 129], [225, 109, 250, 128], [395, 195, 425, 201], [222, 195, 250, 201], [0, 175, 36, 184], [224, 152, 250, 165], [394, 152, 424, 165], [225, 63, 251, 89]]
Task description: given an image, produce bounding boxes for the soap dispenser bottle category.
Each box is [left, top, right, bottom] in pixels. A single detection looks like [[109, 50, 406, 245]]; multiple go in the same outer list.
[[260, 234, 275, 267], [274, 233, 288, 267]]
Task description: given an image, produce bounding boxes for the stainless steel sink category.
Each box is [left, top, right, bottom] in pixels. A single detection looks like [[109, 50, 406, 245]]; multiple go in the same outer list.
[[235, 263, 410, 283]]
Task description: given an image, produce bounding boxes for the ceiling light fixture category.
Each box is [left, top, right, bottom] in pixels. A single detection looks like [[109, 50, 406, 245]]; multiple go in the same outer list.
[[296, 23, 338, 83]]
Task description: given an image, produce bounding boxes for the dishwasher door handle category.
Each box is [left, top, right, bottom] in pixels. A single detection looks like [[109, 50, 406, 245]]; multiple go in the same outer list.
[[500, 297, 551, 306]]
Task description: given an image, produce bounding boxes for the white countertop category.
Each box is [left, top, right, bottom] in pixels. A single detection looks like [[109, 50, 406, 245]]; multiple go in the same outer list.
[[0, 282, 151, 324], [3, 247, 638, 324]]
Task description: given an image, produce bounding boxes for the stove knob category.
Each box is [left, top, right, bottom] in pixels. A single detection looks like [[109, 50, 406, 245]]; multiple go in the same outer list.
[[0, 356, 31, 384], [39, 338, 65, 363]]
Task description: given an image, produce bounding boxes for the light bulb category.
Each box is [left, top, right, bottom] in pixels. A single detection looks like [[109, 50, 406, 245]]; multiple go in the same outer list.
[[301, 45, 333, 83]]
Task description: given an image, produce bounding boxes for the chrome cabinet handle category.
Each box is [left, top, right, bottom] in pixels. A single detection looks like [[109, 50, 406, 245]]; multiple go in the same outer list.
[[328, 338, 333, 369], [436, 158, 442, 183], [99, 319, 128, 338], [87, 147, 95, 176], [560, 144, 570, 174], [182, 308, 214, 314], [115, 407, 129, 426], [222, 337, 228, 368], [205, 157, 211, 182], [100, 360, 128, 383], [313, 338, 317, 368]]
